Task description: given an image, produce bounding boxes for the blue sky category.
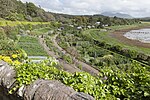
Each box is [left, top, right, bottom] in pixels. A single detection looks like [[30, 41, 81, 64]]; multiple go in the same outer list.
[[21, 0, 150, 17]]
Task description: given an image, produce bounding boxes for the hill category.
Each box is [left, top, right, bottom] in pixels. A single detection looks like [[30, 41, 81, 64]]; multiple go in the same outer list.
[[101, 12, 133, 19], [0, 0, 57, 21], [140, 17, 150, 22]]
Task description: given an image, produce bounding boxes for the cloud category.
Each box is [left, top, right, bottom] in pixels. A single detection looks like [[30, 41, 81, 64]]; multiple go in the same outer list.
[[21, 0, 150, 17]]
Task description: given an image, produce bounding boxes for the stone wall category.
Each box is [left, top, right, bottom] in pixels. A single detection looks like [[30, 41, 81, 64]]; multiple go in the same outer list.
[[0, 60, 94, 100]]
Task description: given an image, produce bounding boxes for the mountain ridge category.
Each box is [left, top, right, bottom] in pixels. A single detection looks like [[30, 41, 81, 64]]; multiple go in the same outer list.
[[101, 12, 133, 19]]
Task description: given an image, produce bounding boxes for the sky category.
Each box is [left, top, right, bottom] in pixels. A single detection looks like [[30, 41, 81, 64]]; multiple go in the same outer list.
[[20, 0, 150, 17]]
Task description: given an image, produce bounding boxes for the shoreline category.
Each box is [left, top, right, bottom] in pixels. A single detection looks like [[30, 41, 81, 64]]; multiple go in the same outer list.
[[110, 26, 150, 48]]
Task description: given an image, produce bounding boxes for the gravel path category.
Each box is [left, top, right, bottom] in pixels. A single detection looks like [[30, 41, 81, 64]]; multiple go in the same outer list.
[[38, 36, 81, 73], [53, 34, 99, 75]]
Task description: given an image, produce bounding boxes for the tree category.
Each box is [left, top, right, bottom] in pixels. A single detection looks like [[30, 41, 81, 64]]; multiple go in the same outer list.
[[0, 0, 16, 18], [26, 2, 37, 17], [103, 17, 111, 26]]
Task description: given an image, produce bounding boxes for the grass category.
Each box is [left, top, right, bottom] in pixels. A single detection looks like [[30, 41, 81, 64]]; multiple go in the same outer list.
[[109, 22, 150, 30], [0, 19, 50, 27], [17, 36, 48, 56], [0, 19, 51, 56], [83, 23, 150, 55], [31, 27, 52, 35]]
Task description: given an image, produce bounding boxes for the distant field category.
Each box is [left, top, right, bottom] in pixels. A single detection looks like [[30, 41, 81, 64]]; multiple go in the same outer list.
[[109, 22, 150, 30], [0, 19, 50, 27], [17, 36, 48, 56], [83, 23, 150, 55]]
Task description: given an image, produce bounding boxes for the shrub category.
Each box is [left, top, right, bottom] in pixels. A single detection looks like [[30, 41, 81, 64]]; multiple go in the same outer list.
[[0, 28, 7, 39], [62, 54, 73, 64]]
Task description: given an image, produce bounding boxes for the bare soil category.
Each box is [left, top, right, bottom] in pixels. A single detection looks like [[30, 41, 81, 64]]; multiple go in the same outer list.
[[110, 27, 150, 48]]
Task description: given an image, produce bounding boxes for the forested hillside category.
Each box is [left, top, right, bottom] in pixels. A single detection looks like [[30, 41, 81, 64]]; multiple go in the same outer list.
[[0, 0, 55, 21]]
